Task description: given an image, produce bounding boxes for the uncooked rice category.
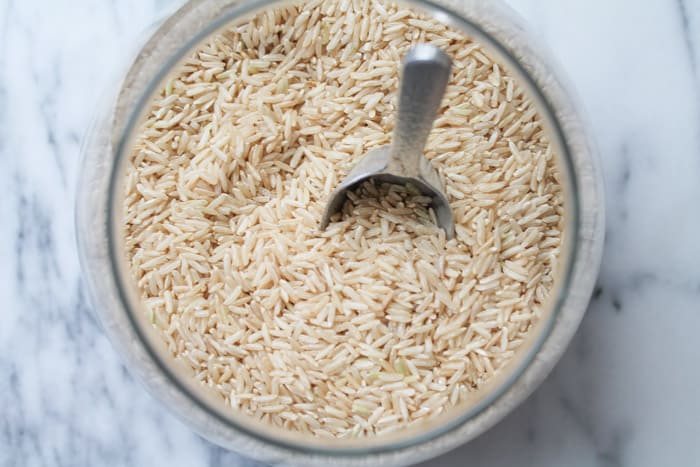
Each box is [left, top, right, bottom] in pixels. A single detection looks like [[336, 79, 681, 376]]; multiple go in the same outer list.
[[123, 0, 564, 439]]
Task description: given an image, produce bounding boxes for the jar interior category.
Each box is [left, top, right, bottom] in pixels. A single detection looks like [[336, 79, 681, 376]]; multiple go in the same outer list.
[[107, 0, 579, 454]]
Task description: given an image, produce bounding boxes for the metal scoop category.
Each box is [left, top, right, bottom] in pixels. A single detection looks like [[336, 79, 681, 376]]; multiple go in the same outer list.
[[320, 44, 455, 238]]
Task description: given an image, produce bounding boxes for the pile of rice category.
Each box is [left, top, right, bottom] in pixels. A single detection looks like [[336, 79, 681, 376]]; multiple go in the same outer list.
[[123, 0, 564, 438]]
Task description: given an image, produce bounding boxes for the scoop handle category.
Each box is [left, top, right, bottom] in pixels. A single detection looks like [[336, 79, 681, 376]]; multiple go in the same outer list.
[[390, 44, 452, 174]]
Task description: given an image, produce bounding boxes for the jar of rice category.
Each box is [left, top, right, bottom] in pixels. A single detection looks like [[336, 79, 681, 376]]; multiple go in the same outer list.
[[77, 0, 605, 465]]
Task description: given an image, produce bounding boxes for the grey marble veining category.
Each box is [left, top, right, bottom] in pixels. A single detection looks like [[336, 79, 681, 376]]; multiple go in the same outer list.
[[1, 1, 699, 466]]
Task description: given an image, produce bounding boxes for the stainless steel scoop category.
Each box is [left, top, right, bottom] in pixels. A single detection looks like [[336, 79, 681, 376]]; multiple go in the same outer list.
[[320, 44, 454, 238]]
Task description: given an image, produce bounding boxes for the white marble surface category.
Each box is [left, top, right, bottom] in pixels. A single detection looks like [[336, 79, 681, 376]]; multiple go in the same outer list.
[[1, 0, 699, 465]]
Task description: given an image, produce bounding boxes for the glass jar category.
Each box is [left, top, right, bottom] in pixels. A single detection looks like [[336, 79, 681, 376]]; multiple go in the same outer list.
[[77, 0, 605, 464]]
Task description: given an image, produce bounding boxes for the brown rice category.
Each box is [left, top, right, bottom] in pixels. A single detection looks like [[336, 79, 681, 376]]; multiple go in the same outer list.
[[123, 0, 564, 439]]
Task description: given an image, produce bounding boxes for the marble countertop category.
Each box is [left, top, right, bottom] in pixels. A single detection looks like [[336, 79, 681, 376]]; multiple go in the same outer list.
[[1, 0, 699, 465]]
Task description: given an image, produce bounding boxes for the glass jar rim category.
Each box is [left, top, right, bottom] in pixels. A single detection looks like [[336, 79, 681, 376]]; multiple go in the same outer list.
[[82, 0, 603, 463]]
